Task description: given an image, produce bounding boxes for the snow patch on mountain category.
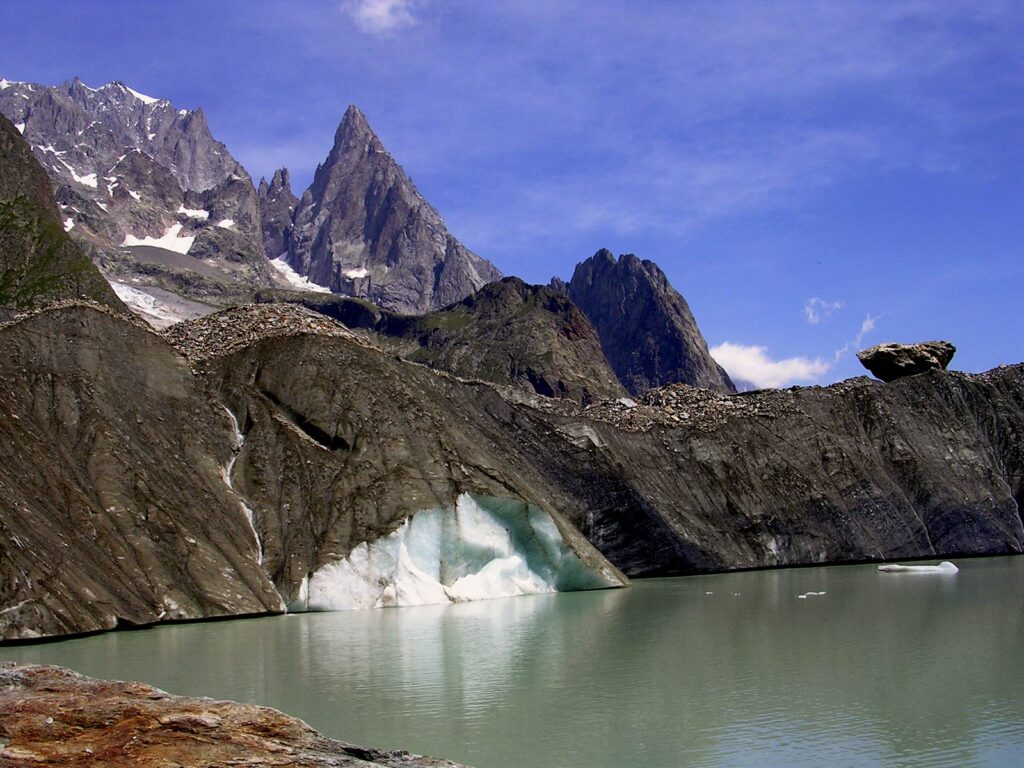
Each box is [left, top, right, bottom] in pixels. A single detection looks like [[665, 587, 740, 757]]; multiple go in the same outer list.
[[215, 218, 235, 229], [123, 84, 159, 105], [14, 122, 24, 134], [269, 255, 332, 293], [177, 205, 209, 220], [299, 493, 619, 611], [110, 281, 194, 328], [122, 223, 195, 255], [344, 267, 369, 279], [63, 218, 75, 232]]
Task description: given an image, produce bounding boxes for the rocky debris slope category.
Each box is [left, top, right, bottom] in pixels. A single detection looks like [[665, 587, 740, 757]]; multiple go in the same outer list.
[[257, 277, 627, 404], [0, 77, 272, 310], [554, 249, 735, 395], [283, 106, 501, 313], [549, 367, 1024, 575], [0, 664, 468, 768], [0, 302, 1021, 640], [163, 303, 360, 364], [0, 114, 124, 319], [858, 340, 956, 382]]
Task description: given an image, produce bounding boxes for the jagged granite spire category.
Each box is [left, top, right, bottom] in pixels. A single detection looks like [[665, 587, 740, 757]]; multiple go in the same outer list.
[[286, 105, 501, 313], [555, 249, 735, 395], [258, 167, 297, 258]]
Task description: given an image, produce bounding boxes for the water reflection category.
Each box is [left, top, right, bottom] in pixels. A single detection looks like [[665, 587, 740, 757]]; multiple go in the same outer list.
[[3, 558, 1022, 767]]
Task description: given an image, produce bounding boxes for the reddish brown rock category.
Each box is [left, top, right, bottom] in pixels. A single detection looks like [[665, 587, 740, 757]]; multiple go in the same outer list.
[[0, 663, 469, 767]]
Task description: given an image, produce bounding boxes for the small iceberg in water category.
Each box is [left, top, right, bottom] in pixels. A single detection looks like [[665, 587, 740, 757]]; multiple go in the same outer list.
[[877, 561, 958, 574]]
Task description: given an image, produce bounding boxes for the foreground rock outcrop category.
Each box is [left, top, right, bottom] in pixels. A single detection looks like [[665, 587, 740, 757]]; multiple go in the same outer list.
[[858, 340, 956, 382], [0, 663, 467, 767], [0, 303, 1021, 640]]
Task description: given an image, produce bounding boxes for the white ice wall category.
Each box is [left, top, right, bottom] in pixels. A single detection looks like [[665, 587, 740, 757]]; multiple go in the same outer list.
[[298, 493, 619, 611]]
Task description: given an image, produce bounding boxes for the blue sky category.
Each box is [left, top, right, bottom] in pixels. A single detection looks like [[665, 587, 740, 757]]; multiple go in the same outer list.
[[2, 0, 1021, 386]]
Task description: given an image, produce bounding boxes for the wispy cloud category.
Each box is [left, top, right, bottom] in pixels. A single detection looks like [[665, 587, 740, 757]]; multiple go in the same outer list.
[[804, 297, 844, 324], [346, 0, 419, 35], [833, 313, 880, 361], [713, 311, 881, 388], [710, 342, 831, 389]]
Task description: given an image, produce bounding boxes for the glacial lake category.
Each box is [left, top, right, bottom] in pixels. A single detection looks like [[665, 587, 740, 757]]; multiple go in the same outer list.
[[3, 556, 1023, 768]]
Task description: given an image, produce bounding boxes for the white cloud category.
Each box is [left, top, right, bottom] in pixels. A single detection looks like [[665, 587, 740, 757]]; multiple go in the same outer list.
[[711, 342, 831, 389], [858, 314, 877, 340], [347, 0, 418, 35], [833, 312, 880, 361], [804, 297, 844, 324]]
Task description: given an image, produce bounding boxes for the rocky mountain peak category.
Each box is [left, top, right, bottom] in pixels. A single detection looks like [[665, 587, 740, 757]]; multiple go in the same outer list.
[[0, 77, 273, 321], [270, 167, 291, 190], [284, 104, 501, 313], [258, 166, 298, 259], [335, 104, 379, 149], [555, 249, 735, 395], [0, 113, 124, 316]]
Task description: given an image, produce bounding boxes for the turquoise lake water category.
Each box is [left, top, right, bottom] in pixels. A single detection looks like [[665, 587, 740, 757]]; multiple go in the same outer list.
[[3, 556, 1023, 767]]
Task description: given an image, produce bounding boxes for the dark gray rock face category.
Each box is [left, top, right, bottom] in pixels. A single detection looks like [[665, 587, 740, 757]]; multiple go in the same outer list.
[[257, 276, 627, 404], [556, 249, 735, 395], [0, 77, 272, 309], [285, 106, 501, 313], [1, 303, 1022, 641], [857, 341, 956, 382], [0, 663, 468, 767], [258, 167, 298, 260], [0, 306, 285, 639], [0, 113, 124, 317], [558, 371, 1024, 576], [0, 304, 623, 639]]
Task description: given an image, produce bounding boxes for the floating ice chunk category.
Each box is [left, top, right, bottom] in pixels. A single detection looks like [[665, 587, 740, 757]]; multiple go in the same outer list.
[[177, 205, 209, 220], [302, 494, 620, 612], [122, 223, 194, 254], [343, 267, 369, 279], [216, 218, 235, 229], [269, 254, 332, 293], [878, 561, 958, 574]]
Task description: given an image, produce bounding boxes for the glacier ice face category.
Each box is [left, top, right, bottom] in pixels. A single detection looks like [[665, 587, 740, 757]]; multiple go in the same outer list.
[[301, 494, 621, 611]]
